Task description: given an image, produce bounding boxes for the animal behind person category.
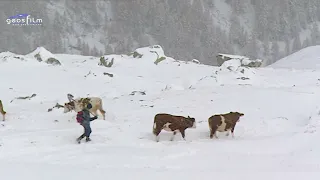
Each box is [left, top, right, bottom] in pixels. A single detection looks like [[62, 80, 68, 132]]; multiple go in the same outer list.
[[0, 100, 6, 121], [152, 113, 196, 142], [76, 103, 98, 143], [64, 97, 106, 120], [208, 111, 244, 139]]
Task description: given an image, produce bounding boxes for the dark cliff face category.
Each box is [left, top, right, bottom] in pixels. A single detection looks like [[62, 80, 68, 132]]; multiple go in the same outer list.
[[0, 0, 320, 65]]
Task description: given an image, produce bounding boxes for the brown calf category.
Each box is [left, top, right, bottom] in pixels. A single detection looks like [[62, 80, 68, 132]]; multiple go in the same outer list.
[[152, 113, 196, 142], [0, 100, 6, 121], [208, 112, 244, 139]]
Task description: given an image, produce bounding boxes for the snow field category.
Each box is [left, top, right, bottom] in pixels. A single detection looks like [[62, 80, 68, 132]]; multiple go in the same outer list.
[[1, 46, 320, 179]]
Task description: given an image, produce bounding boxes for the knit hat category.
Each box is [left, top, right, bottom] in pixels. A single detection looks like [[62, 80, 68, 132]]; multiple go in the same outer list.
[[86, 103, 92, 109]]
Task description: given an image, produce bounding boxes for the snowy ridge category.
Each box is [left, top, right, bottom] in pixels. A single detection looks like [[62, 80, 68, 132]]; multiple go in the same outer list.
[[1, 46, 320, 179], [269, 45, 320, 70]]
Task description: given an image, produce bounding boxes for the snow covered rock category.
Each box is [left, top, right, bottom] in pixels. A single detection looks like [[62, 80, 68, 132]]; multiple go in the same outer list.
[[216, 58, 256, 84], [191, 59, 200, 64], [220, 59, 242, 72], [219, 59, 256, 75], [129, 45, 167, 65], [27, 47, 61, 66], [216, 53, 263, 67]]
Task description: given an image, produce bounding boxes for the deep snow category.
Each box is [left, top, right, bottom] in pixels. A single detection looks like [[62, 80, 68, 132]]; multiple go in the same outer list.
[[1, 46, 320, 179]]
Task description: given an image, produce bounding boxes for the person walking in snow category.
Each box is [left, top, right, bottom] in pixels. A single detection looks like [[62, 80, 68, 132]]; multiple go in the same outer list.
[[76, 103, 98, 143]]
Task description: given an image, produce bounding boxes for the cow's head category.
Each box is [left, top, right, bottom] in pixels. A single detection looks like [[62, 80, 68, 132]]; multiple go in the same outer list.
[[186, 116, 196, 128], [229, 112, 244, 122], [63, 102, 75, 113]]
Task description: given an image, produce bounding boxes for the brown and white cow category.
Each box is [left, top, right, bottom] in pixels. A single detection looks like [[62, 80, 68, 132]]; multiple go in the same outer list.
[[0, 100, 6, 121], [208, 111, 244, 139], [63, 97, 106, 120], [152, 113, 196, 142]]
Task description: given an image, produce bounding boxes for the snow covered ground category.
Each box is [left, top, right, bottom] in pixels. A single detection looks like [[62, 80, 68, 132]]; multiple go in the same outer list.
[[1, 46, 320, 179]]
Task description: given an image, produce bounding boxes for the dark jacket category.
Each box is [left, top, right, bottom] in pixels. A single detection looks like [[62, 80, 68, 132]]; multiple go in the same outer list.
[[81, 108, 97, 124]]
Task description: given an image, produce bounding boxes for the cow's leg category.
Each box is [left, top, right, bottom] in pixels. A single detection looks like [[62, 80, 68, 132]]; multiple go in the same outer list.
[[226, 131, 230, 136], [153, 128, 162, 142], [0, 107, 5, 121], [170, 131, 177, 141], [214, 132, 218, 138], [231, 126, 235, 138], [179, 129, 186, 141], [155, 131, 161, 142], [1, 112, 5, 121], [210, 126, 218, 139]]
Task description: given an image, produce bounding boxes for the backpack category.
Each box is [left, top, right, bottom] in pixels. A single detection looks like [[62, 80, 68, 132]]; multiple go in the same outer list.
[[76, 111, 84, 123]]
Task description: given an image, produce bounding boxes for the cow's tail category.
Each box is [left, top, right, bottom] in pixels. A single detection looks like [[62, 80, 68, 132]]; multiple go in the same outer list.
[[98, 99, 106, 114], [152, 122, 157, 135], [0, 100, 5, 114]]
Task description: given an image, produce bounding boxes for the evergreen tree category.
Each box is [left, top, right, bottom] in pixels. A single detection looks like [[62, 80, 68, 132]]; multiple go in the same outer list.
[[292, 35, 302, 52], [271, 41, 280, 64]]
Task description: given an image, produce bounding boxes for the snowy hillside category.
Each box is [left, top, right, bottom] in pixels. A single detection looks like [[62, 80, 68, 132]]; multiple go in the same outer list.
[[269, 45, 320, 70], [1, 0, 320, 65], [1, 46, 320, 179]]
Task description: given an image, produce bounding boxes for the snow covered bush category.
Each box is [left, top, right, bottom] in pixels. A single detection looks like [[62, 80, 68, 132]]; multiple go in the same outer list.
[[27, 47, 61, 66], [130, 45, 167, 65], [98, 56, 114, 67]]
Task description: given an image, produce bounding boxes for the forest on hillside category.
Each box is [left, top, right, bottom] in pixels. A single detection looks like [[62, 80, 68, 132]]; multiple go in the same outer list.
[[0, 0, 320, 65]]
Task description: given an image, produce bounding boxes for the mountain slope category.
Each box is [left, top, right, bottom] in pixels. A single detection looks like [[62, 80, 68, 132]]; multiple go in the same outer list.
[[1, 47, 320, 179], [269, 45, 320, 70]]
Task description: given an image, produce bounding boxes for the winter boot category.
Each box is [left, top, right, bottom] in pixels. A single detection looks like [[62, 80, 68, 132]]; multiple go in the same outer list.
[[85, 137, 91, 142], [77, 134, 85, 143]]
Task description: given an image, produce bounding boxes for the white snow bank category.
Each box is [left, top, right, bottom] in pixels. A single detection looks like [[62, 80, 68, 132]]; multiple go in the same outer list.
[[98, 45, 170, 68], [26, 47, 61, 65], [269, 45, 320, 70], [0, 51, 33, 63]]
